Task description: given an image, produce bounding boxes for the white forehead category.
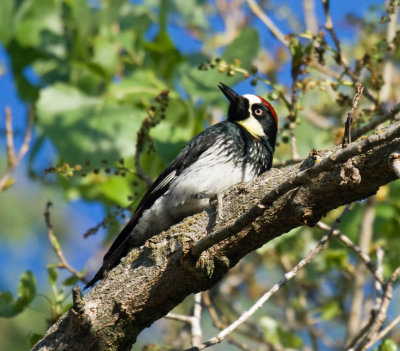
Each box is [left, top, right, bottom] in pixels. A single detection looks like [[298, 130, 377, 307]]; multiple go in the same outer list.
[[242, 94, 262, 105]]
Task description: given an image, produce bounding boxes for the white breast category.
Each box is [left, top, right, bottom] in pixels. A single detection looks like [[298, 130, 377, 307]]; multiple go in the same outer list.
[[131, 140, 259, 244]]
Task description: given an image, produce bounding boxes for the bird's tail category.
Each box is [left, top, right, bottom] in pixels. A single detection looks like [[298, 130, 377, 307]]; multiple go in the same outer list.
[[84, 235, 132, 290]]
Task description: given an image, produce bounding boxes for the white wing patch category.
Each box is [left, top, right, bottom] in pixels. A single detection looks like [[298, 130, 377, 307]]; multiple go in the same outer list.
[[150, 170, 176, 195]]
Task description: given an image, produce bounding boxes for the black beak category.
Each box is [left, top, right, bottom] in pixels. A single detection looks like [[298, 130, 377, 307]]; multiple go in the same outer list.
[[218, 82, 239, 103]]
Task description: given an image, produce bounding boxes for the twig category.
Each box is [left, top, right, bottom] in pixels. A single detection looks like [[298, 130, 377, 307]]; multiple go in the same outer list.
[[165, 293, 203, 347], [246, 0, 289, 47], [303, 0, 318, 34], [350, 266, 400, 351], [364, 314, 400, 349], [321, 0, 378, 106], [342, 83, 364, 147], [374, 246, 384, 309], [202, 291, 256, 351], [5, 106, 16, 168], [165, 313, 194, 324], [316, 222, 384, 286], [0, 106, 34, 192], [380, 0, 399, 102], [191, 121, 400, 258], [44, 202, 87, 283], [185, 205, 351, 351], [192, 293, 203, 347], [346, 196, 376, 341], [352, 102, 400, 140]]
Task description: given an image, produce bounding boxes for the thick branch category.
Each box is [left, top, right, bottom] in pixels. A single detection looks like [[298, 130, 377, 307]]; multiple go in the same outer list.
[[33, 122, 400, 351]]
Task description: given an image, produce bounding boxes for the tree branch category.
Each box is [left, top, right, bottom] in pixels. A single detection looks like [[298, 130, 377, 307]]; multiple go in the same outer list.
[[33, 121, 400, 351]]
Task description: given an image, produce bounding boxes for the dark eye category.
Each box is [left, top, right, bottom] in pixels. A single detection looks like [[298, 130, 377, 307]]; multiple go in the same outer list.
[[254, 108, 263, 117]]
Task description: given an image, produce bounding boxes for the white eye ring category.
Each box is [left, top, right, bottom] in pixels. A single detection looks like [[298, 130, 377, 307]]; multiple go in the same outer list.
[[254, 108, 263, 116]]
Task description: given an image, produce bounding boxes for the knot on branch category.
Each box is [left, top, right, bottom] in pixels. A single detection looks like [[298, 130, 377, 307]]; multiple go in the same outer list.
[[339, 159, 362, 185], [70, 286, 92, 332], [389, 152, 400, 178], [300, 149, 324, 171]]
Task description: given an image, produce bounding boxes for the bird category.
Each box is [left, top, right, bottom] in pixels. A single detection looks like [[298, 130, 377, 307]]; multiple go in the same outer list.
[[84, 82, 278, 289]]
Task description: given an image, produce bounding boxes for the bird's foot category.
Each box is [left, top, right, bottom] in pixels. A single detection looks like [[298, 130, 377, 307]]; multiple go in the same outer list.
[[192, 192, 224, 220]]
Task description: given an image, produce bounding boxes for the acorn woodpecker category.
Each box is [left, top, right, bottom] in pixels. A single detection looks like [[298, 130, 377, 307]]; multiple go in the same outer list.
[[85, 82, 278, 289]]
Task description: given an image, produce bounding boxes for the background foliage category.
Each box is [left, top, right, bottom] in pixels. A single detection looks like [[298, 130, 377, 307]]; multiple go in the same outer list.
[[1, 0, 400, 350]]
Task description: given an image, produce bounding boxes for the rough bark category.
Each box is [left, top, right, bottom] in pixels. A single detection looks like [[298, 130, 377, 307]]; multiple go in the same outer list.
[[33, 122, 400, 351]]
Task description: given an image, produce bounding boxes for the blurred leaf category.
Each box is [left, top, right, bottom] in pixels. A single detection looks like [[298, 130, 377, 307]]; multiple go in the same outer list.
[[62, 275, 80, 287], [223, 27, 259, 68], [30, 333, 44, 347], [0, 0, 16, 45], [107, 70, 168, 103], [92, 35, 118, 77], [324, 249, 349, 269], [47, 266, 58, 287], [36, 83, 145, 164], [14, 0, 63, 48], [378, 339, 398, 351], [0, 271, 36, 318], [170, 0, 209, 30], [321, 300, 341, 320], [260, 315, 302, 348]]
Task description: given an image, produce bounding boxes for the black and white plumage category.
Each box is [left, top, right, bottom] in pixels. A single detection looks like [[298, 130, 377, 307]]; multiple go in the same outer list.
[[85, 82, 278, 289]]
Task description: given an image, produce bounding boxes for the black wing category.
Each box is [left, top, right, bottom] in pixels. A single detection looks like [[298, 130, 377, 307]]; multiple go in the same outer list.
[[84, 122, 227, 289]]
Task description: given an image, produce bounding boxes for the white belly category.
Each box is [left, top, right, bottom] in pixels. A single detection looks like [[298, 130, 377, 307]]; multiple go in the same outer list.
[[130, 143, 259, 246]]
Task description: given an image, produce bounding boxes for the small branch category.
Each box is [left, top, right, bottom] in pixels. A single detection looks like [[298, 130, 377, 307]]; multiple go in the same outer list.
[[346, 196, 376, 341], [5, 106, 16, 168], [191, 121, 400, 258], [202, 291, 255, 351], [321, 0, 378, 106], [303, 0, 318, 34], [192, 293, 203, 347], [350, 266, 400, 351], [342, 83, 364, 147], [185, 205, 350, 351], [316, 222, 384, 286], [246, 0, 289, 47], [380, 1, 399, 101], [352, 102, 400, 140], [165, 293, 203, 347], [0, 106, 34, 192], [374, 246, 384, 310], [364, 314, 400, 349], [44, 202, 87, 283], [165, 313, 194, 324]]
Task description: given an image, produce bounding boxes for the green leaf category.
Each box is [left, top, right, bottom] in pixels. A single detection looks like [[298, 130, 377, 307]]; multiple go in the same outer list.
[[36, 83, 145, 164], [47, 266, 58, 287], [321, 300, 341, 320], [14, 0, 63, 48], [378, 339, 398, 351], [92, 35, 118, 77], [223, 27, 260, 67], [30, 333, 44, 347], [0, 0, 16, 45], [0, 271, 36, 318], [62, 275, 80, 287], [0, 291, 17, 318], [107, 70, 168, 103]]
